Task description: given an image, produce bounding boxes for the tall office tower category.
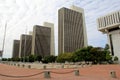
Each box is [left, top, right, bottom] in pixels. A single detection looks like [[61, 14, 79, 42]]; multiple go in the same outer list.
[[31, 25, 51, 57], [19, 34, 32, 58], [58, 5, 87, 54], [12, 40, 20, 58], [97, 11, 120, 61], [43, 22, 55, 56]]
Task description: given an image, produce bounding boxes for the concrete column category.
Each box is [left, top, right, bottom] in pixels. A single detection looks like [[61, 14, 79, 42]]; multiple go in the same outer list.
[[98, 19, 100, 28], [102, 17, 105, 27], [99, 18, 102, 28], [114, 13, 117, 23], [116, 12, 119, 23], [105, 16, 107, 26], [101, 17, 104, 27], [112, 14, 114, 24], [109, 15, 112, 25]]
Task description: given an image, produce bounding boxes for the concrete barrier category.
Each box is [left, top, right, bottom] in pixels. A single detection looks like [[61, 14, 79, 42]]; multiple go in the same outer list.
[[22, 64, 25, 68], [14, 64, 16, 66], [61, 64, 64, 68], [44, 71, 51, 78], [28, 65, 31, 69], [74, 70, 79, 76], [89, 62, 92, 67], [110, 71, 117, 78], [17, 64, 20, 67], [81, 64, 84, 67], [43, 65, 46, 69]]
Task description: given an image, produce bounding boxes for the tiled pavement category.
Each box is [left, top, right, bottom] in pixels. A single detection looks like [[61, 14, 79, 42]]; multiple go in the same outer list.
[[0, 63, 120, 80]]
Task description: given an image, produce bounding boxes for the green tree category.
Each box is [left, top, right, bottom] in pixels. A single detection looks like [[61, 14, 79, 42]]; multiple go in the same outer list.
[[12, 57, 20, 62], [56, 53, 74, 63], [74, 46, 93, 62], [28, 55, 35, 62], [106, 52, 112, 62], [74, 46, 107, 64], [8, 58, 12, 61], [104, 44, 109, 50], [114, 56, 119, 61], [36, 55, 42, 62], [2, 58, 8, 61], [56, 53, 65, 63], [42, 55, 56, 63], [90, 47, 107, 64]]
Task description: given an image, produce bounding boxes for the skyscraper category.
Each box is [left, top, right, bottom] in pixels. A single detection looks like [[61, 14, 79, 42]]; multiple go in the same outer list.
[[12, 40, 20, 58], [97, 11, 120, 61], [58, 5, 87, 54], [31, 25, 51, 57], [19, 34, 32, 58], [43, 22, 55, 56]]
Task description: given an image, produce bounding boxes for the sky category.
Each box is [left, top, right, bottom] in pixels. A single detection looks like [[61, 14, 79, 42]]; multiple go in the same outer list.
[[0, 0, 120, 58]]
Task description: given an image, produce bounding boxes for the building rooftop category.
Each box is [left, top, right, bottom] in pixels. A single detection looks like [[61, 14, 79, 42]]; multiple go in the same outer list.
[[97, 11, 120, 33]]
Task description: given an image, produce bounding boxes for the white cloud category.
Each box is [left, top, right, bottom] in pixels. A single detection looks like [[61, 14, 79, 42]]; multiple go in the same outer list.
[[0, 0, 120, 58]]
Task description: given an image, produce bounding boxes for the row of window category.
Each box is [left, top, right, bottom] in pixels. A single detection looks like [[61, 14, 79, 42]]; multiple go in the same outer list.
[[98, 11, 120, 28]]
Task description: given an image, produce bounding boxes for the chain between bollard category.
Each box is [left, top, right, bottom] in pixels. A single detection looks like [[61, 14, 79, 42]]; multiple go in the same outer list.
[[51, 70, 74, 74], [0, 71, 44, 78]]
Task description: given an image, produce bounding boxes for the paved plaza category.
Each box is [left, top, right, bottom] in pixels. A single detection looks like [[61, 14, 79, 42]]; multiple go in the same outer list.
[[0, 63, 120, 80]]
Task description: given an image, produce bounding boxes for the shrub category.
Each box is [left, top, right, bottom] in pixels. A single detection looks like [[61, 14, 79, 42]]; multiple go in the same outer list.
[[114, 56, 119, 61]]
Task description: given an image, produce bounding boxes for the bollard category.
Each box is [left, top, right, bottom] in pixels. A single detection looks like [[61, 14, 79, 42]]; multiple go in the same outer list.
[[28, 65, 31, 69], [43, 65, 46, 69], [18, 64, 20, 67], [89, 62, 92, 67], [74, 70, 79, 76], [22, 64, 25, 68], [44, 71, 51, 78], [81, 64, 83, 67], [110, 71, 117, 78], [61, 64, 64, 68]]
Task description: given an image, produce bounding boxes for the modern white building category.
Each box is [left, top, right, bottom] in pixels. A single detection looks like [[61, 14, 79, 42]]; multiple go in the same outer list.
[[97, 11, 120, 61], [43, 22, 55, 56], [58, 5, 88, 54]]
